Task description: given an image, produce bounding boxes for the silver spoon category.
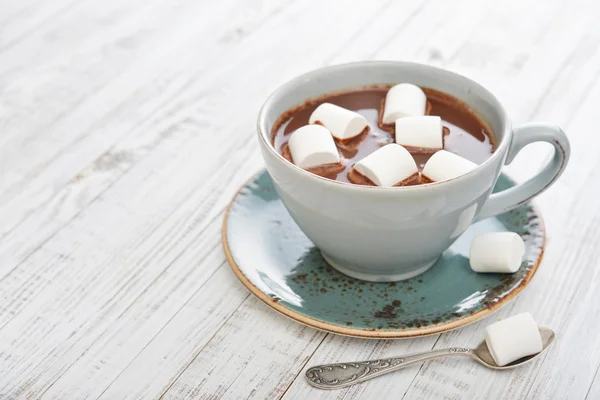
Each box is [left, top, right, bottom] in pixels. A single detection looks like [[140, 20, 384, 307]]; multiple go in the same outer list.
[[306, 327, 555, 390]]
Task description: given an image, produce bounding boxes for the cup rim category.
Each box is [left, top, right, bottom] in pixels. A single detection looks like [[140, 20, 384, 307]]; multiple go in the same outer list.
[[257, 61, 510, 191]]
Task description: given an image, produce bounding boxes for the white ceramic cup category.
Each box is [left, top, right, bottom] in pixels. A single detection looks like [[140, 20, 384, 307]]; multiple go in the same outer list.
[[257, 62, 569, 282]]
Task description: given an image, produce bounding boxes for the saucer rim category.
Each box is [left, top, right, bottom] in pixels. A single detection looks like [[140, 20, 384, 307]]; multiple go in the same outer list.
[[222, 170, 545, 338]]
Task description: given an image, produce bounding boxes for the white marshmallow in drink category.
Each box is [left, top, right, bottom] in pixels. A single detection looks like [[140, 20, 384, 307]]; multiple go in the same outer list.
[[485, 313, 543, 366], [353, 144, 418, 186], [381, 83, 427, 124], [309, 103, 369, 141], [470, 232, 525, 273], [288, 125, 340, 169], [422, 150, 477, 182], [395, 116, 443, 150]]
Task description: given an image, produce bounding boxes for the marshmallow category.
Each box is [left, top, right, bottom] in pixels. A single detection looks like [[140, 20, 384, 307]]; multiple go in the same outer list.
[[382, 83, 427, 124], [395, 116, 443, 150], [422, 150, 478, 182], [288, 125, 340, 169], [309, 103, 369, 141], [485, 313, 543, 366], [353, 144, 418, 186], [470, 232, 525, 273]]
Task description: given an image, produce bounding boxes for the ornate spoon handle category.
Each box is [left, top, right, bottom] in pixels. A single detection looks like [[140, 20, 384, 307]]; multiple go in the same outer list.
[[305, 347, 473, 390]]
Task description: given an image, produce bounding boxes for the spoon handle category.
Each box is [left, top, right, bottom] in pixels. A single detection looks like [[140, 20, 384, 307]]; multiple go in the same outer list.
[[305, 347, 473, 390]]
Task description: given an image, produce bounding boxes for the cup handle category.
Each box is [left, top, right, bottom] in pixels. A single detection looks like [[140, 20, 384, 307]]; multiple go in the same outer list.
[[477, 123, 570, 220]]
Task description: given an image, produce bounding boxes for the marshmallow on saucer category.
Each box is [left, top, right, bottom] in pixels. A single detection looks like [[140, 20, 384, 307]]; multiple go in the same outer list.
[[382, 83, 427, 124], [309, 103, 369, 141], [485, 313, 543, 366], [422, 150, 477, 182], [470, 232, 525, 273], [353, 144, 418, 186], [395, 116, 443, 150], [288, 125, 340, 169]]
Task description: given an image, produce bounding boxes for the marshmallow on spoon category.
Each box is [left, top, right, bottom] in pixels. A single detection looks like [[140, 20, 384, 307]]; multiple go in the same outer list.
[[381, 83, 427, 124], [309, 103, 369, 141], [353, 144, 418, 186], [422, 150, 478, 182], [288, 125, 340, 169], [395, 116, 443, 150], [470, 232, 525, 273], [485, 313, 543, 366]]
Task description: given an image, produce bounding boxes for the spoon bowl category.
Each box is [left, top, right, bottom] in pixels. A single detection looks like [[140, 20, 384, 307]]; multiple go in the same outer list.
[[473, 326, 555, 369], [306, 326, 556, 390]]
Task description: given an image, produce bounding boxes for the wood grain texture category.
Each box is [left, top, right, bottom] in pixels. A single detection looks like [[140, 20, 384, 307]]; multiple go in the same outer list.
[[0, 0, 599, 398]]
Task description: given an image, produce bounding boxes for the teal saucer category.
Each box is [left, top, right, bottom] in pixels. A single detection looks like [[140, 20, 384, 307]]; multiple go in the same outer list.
[[223, 171, 544, 338]]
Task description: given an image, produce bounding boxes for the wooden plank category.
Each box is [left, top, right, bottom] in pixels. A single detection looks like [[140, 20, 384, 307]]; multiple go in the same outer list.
[[0, 0, 161, 154], [156, 299, 328, 400], [30, 141, 266, 399], [0, 0, 287, 241], [0, 0, 288, 278], [586, 364, 600, 399], [515, 75, 600, 400], [0, 0, 79, 52], [0, 116, 264, 392], [42, 219, 252, 399]]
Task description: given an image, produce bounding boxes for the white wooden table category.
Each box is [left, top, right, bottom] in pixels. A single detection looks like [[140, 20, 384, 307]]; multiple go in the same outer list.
[[0, 0, 598, 398]]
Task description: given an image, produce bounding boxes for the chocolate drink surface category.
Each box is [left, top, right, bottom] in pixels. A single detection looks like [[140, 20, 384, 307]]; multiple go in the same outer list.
[[272, 86, 495, 185]]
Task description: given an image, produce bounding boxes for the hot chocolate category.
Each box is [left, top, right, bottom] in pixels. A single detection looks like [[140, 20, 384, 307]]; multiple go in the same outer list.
[[272, 86, 494, 185]]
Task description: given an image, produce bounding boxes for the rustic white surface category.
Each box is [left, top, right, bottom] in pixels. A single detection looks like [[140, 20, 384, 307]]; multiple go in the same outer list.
[[0, 0, 598, 398]]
